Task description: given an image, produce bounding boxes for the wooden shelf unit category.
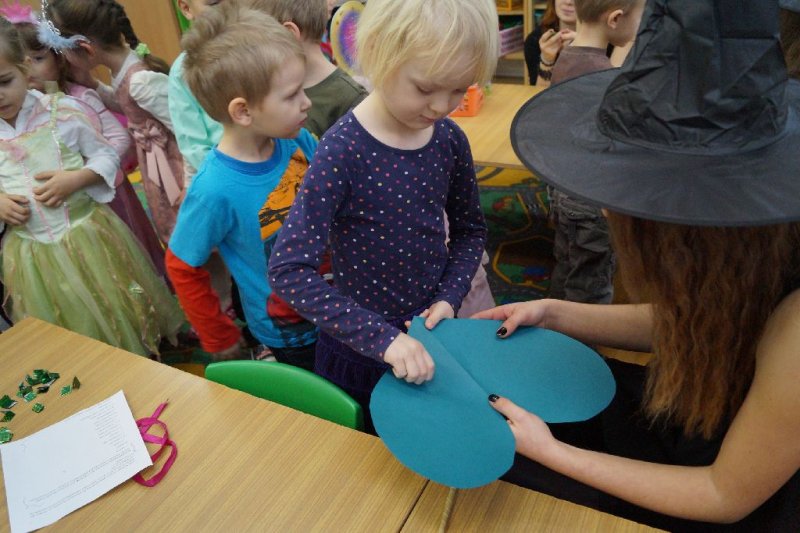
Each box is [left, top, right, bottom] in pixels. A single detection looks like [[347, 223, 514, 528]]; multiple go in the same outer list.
[[497, 1, 548, 85]]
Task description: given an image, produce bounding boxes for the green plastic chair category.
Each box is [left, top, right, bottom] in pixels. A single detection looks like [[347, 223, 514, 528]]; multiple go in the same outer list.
[[172, 0, 192, 33], [205, 360, 364, 431]]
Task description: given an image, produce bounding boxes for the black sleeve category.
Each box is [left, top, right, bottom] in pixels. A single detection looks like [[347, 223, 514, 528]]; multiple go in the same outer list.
[[523, 24, 544, 80]]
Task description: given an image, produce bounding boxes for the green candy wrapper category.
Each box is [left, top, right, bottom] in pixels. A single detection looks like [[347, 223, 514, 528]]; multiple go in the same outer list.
[[60, 385, 72, 396], [0, 427, 12, 444], [31, 403, 45, 413], [1, 410, 14, 422], [23, 391, 37, 403], [0, 395, 17, 409]]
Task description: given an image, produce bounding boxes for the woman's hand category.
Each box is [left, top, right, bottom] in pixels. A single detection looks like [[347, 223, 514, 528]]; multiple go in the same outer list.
[[489, 394, 559, 462], [472, 300, 551, 337], [384, 332, 435, 385], [0, 193, 30, 225], [538, 28, 576, 65], [33, 169, 99, 207]]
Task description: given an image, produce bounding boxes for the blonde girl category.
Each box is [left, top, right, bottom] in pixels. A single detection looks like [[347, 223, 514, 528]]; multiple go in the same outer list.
[[269, 0, 498, 432]]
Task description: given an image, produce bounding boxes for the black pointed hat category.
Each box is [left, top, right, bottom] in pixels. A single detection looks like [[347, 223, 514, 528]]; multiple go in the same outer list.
[[511, 0, 800, 226]]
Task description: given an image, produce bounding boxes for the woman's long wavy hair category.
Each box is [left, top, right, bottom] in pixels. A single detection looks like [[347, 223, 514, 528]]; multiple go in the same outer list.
[[607, 212, 800, 439], [539, 0, 559, 33]]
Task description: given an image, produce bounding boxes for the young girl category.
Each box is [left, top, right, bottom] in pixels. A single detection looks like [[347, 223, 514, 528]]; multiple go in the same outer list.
[[44, 0, 185, 245], [2, 7, 167, 278], [268, 0, 498, 431], [0, 18, 182, 356]]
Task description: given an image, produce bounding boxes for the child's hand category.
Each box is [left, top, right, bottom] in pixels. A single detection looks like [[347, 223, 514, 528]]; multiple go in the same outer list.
[[384, 332, 435, 384], [420, 300, 454, 330], [32, 169, 93, 207], [0, 193, 30, 225]]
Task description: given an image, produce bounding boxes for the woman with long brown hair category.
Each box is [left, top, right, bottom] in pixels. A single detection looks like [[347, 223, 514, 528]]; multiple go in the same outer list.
[[522, 0, 576, 86], [478, 0, 800, 529]]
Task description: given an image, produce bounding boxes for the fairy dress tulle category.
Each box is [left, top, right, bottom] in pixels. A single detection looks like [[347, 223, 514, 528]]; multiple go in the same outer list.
[[0, 93, 183, 356]]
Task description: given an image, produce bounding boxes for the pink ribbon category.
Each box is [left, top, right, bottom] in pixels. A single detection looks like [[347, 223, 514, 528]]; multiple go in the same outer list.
[[131, 120, 182, 206], [133, 402, 177, 487]]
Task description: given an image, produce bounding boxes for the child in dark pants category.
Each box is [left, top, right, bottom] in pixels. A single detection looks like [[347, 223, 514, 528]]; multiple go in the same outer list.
[[547, 0, 644, 304]]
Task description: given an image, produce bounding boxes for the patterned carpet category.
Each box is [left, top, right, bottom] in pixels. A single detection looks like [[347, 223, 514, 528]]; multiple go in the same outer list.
[[476, 166, 554, 304]]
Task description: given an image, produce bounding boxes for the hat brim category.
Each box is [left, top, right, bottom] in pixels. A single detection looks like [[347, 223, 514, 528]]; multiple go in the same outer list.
[[511, 69, 800, 226]]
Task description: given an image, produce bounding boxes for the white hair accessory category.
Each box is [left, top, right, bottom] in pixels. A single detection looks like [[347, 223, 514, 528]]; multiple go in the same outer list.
[[37, 0, 88, 51]]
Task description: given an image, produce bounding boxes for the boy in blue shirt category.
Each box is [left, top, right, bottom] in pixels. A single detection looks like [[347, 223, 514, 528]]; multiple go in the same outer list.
[[166, 3, 318, 368]]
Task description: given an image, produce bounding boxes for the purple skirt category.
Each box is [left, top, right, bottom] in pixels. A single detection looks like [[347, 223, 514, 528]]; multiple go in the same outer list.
[[314, 306, 425, 433]]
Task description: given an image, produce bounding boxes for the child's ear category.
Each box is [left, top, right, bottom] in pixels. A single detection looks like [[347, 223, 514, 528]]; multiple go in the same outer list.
[[607, 8, 625, 29], [177, 0, 194, 21], [282, 21, 303, 42], [76, 40, 94, 58], [228, 97, 252, 126]]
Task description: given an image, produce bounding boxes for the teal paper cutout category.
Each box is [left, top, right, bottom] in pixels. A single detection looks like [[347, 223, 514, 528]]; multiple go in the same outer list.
[[370, 317, 615, 488]]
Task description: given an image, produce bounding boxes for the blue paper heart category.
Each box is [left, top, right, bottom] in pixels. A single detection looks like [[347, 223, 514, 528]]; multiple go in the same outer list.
[[370, 317, 615, 488]]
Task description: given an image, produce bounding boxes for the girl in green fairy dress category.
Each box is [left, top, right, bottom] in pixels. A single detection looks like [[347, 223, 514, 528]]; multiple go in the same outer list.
[[0, 18, 183, 356]]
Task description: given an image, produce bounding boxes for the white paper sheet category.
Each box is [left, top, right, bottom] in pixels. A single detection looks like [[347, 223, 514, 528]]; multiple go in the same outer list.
[[1, 390, 152, 533]]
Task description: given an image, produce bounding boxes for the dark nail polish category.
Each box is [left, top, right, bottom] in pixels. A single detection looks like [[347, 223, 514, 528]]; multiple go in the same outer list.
[[496, 326, 507, 337], [488, 394, 499, 403]]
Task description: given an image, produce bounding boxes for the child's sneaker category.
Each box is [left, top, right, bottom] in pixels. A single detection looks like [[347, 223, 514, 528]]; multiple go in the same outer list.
[[251, 344, 277, 362]]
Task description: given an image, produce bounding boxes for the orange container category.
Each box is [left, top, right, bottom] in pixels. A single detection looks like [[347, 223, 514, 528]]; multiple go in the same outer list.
[[449, 85, 484, 117]]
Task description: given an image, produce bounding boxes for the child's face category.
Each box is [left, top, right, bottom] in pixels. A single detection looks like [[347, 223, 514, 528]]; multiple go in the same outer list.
[[555, 0, 577, 25], [379, 56, 475, 132], [0, 58, 29, 127], [179, 0, 223, 21], [249, 56, 311, 139], [27, 49, 60, 92]]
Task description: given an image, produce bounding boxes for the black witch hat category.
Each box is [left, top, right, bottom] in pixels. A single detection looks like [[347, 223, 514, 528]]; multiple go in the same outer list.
[[511, 0, 800, 226]]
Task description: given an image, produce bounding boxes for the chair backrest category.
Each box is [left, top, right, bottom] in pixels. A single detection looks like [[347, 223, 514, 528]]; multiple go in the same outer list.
[[205, 360, 364, 431]]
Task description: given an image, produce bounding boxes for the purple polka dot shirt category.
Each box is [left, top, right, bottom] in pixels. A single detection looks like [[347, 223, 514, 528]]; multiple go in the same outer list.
[[268, 112, 487, 361]]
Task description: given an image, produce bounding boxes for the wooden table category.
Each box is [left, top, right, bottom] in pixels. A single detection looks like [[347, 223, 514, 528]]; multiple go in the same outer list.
[[402, 481, 662, 532], [0, 318, 426, 532], [451, 83, 542, 170], [0, 319, 659, 532]]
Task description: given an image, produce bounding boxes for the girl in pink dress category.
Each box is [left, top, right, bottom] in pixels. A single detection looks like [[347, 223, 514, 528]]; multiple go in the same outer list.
[[43, 0, 185, 246]]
